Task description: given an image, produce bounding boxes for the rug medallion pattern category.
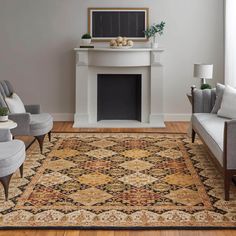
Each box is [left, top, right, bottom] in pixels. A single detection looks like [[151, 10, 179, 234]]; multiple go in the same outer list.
[[1, 133, 236, 228]]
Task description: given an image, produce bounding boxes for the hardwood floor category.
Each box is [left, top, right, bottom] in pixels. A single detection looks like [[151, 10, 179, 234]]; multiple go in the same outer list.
[[52, 121, 189, 133], [2, 122, 236, 236]]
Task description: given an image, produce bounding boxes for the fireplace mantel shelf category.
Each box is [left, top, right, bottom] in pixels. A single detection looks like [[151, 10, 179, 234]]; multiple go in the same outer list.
[[74, 47, 164, 52]]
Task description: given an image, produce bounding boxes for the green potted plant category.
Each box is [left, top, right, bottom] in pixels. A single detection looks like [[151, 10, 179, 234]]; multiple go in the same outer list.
[[0, 107, 9, 122], [144, 21, 166, 48], [81, 33, 92, 45]]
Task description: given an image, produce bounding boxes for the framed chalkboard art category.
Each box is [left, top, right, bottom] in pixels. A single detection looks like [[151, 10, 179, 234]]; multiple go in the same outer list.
[[88, 8, 149, 41]]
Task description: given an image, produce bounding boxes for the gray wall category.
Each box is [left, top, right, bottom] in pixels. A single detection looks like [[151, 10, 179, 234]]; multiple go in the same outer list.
[[0, 0, 224, 120]]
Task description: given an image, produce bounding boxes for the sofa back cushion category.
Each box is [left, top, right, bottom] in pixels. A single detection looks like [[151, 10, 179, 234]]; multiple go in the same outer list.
[[218, 85, 236, 119], [211, 83, 225, 114], [193, 89, 216, 113]]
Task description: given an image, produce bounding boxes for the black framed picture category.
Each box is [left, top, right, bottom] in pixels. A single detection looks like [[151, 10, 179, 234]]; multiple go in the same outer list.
[[88, 8, 149, 41]]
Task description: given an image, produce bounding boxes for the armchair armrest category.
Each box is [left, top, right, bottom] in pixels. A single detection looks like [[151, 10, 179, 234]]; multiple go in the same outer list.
[[0, 130, 12, 142], [25, 104, 40, 114], [225, 120, 236, 170], [191, 86, 216, 113], [8, 113, 31, 136]]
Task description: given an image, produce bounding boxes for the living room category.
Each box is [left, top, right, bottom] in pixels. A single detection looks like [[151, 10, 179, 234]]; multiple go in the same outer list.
[[0, 0, 235, 235]]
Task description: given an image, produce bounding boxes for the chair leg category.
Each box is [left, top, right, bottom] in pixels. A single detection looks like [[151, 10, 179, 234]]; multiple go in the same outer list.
[[19, 164, 24, 178], [224, 171, 231, 201], [48, 131, 52, 142], [35, 134, 46, 154], [0, 174, 13, 201], [192, 129, 196, 143]]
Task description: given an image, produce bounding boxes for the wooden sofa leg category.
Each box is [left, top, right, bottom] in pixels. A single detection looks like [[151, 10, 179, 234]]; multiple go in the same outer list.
[[48, 131, 52, 142], [35, 134, 46, 154], [19, 164, 24, 178], [192, 129, 196, 143], [0, 174, 13, 201], [224, 171, 232, 201]]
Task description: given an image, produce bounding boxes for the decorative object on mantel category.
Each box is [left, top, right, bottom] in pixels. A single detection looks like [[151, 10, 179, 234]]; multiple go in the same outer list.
[[144, 21, 165, 48], [81, 33, 92, 45], [110, 36, 134, 49], [193, 63, 213, 90], [0, 107, 9, 122]]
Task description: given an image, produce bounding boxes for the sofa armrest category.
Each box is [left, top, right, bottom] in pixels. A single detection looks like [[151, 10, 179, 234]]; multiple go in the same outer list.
[[8, 113, 31, 136], [0, 130, 12, 142], [191, 86, 216, 113], [25, 104, 40, 114], [225, 120, 236, 170]]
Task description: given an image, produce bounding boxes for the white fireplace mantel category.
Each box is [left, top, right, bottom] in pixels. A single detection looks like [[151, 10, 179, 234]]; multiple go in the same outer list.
[[74, 47, 165, 128]]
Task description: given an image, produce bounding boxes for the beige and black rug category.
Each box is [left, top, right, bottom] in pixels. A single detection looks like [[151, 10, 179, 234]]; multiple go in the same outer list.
[[1, 133, 236, 229]]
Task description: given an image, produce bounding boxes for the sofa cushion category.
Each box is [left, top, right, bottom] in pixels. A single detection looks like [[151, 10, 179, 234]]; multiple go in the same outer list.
[[30, 113, 53, 136], [192, 113, 230, 166], [0, 140, 25, 177], [218, 85, 236, 119], [211, 83, 225, 114]]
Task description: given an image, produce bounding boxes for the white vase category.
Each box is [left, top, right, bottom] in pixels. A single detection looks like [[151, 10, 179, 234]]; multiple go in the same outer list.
[[0, 115, 8, 122], [151, 36, 158, 49], [81, 38, 91, 45]]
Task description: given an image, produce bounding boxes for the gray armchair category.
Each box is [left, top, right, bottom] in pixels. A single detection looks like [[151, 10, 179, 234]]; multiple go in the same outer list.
[[191, 86, 236, 200], [0, 80, 53, 153], [0, 130, 25, 200]]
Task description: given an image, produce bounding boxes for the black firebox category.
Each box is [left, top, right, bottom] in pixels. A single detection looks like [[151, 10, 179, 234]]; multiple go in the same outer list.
[[97, 74, 141, 121]]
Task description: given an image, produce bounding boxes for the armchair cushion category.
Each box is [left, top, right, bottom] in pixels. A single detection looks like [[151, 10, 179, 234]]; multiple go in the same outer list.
[[192, 113, 230, 166], [25, 104, 40, 114], [0, 130, 12, 142], [29, 113, 53, 137], [9, 113, 31, 136], [0, 140, 25, 178], [5, 93, 26, 113]]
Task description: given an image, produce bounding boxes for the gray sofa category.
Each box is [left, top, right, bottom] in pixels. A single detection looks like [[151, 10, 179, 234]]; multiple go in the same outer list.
[[191, 86, 236, 201], [0, 80, 53, 153]]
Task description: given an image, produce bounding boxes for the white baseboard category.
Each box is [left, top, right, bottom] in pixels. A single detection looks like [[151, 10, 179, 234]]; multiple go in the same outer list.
[[51, 113, 191, 122], [164, 114, 191, 121]]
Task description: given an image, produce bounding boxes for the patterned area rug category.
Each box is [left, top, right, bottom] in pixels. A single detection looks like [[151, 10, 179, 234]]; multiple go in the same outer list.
[[1, 133, 236, 229]]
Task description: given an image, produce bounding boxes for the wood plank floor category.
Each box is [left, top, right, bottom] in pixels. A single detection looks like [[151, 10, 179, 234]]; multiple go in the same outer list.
[[52, 121, 189, 133], [2, 122, 236, 236]]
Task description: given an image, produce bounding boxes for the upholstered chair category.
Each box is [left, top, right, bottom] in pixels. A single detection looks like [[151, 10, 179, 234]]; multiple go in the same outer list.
[[0, 80, 53, 153], [0, 130, 25, 200]]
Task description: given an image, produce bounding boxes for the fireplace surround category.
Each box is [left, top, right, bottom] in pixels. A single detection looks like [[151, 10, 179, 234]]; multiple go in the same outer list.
[[74, 47, 165, 128]]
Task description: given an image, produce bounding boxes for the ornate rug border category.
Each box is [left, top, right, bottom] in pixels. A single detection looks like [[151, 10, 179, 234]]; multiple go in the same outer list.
[[1, 226, 236, 230]]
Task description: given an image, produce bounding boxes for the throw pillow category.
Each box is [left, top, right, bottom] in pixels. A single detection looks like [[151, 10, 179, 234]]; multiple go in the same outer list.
[[217, 85, 236, 119], [5, 93, 26, 114], [211, 83, 225, 113]]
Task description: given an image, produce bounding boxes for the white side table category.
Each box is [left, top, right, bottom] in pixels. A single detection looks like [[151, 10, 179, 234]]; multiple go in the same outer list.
[[0, 120, 17, 140]]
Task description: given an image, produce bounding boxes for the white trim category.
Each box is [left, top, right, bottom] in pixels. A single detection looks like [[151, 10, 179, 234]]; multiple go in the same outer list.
[[51, 113, 191, 122], [164, 114, 191, 122]]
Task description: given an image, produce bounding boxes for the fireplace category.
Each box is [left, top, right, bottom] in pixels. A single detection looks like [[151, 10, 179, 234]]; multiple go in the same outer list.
[[74, 47, 165, 127], [97, 74, 141, 121]]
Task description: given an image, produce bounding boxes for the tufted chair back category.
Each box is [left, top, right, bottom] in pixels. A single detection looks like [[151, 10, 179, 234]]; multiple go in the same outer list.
[[0, 80, 14, 108]]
